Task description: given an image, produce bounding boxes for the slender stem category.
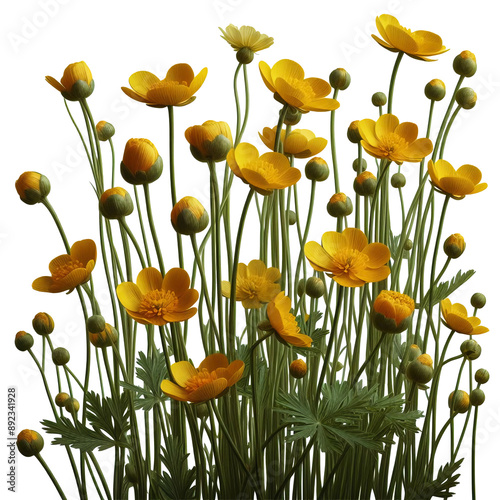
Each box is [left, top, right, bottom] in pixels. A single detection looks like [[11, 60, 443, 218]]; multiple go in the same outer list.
[[351, 332, 388, 386], [35, 454, 68, 500], [41, 199, 70, 252], [143, 183, 165, 274], [119, 218, 147, 269], [387, 52, 404, 114]]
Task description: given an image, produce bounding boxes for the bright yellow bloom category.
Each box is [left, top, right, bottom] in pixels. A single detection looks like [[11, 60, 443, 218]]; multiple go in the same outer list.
[[305, 228, 391, 288], [440, 299, 489, 335], [185, 121, 233, 163], [372, 14, 448, 61], [221, 260, 280, 309], [161, 353, 244, 403], [219, 25, 273, 52], [372, 290, 415, 333], [116, 267, 198, 326], [259, 127, 327, 159], [267, 292, 312, 347], [122, 64, 207, 108], [358, 114, 433, 164], [427, 160, 487, 200], [259, 59, 339, 112], [46, 61, 94, 100], [121, 138, 163, 185], [227, 143, 301, 196], [32, 239, 97, 293]]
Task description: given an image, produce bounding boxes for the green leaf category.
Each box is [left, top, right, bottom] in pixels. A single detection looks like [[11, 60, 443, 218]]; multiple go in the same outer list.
[[408, 459, 464, 499], [418, 269, 475, 309], [85, 391, 130, 440]]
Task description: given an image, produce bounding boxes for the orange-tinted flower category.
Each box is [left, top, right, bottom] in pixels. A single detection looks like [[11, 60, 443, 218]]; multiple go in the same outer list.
[[372, 290, 415, 333], [46, 61, 94, 100], [259, 127, 327, 158], [440, 299, 488, 335]]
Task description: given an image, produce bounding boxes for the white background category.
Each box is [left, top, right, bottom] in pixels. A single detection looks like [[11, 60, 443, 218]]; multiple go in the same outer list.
[[2, 0, 499, 498]]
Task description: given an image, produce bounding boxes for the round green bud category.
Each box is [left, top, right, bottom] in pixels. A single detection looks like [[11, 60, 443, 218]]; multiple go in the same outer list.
[[475, 368, 490, 385], [391, 173, 406, 188], [257, 319, 274, 331], [284, 107, 302, 126], [99, 187, 134, 219], [371, 92, 387, 107], [125, 463, 139, 483], [327, 193, 353, 217], [353, 172, 377, 197], [236, 47, 254, 64], [297, 279, 305, 297], [448, 390, 470, 414], [89, 322, 118, 348], [195, 403, 210, 419], [305, 277, 326, 298], [96, 121, 115, 141], [470, 293, 486, 309], [456, 87, 477, 110], [15, 331, 34, 352], [470, 388, 485, 406], [408, 344, 422, 362], [55, 392, 70, 408], [171, 197, 209, 235], [460, 339, 481, 361], [17, 430, 44, 457], [329, 68, 351, 91], [64, 79, 95, 101], [289, 359, 307, 379], [287, 210, 297, 225], [87, 315, 106, 334], [352, 157, 367, 173], [443, 233, 465, 259], [403, 239, 413, 251], [52, 347, 70, 366], [425, 79, 446, 101], [406, 354, 434, 385], [453, 51, 477, 78], [32, 312, 54, 335], [64, 397, 80, 415], [305, 157, 329, 182], [347, 121, 362, 143], [15, 171, 51, 205]]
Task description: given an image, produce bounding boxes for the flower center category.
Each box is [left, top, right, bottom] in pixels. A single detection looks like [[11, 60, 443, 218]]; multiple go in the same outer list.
[[154, 80, 188, 90], [184, 368, 217, 393], [138, 289, 178, 319], [239, 276, 265, 299], [379, 133, 408, 156], [248, 160, 280, 183], [52, 259, 84, 281], [287, 77, 316, 102], [332, 249, 369, 275]]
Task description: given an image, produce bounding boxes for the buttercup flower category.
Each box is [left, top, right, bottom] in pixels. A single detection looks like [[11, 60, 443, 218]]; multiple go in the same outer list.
[[32, 239, 97, 293], [161, 353, 244, 403], [358, 114, 433, 164], [372, 290, 415, 333], [221, 260, 280, 309], [305, 228, 391, 288], [122, 64, 208, 108], [116, 267, 198, 326], [227, 143, 301, 195], [46, 61, 94, 100], [440, 299, 488, 335], [121, 138, 163, 185], [427, 160, 487, 200], [259, 59, 339, 112], [185, 121, 233, 163], [267, 292, 312, 347], [171, 197, 209, 235], [219, 25, 273, 64], [99, 187, 134, 219], [372, 14, 448, 61], [259, 127, 327, 158]]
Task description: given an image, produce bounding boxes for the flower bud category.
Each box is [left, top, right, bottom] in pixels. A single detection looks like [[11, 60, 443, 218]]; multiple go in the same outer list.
[[297, 279, 305, 297], [52, 347, 70, 366], [448, 390, 470, 414], [55, 392, 70, 408], [461, 339, 481, 360], [15, 331, 34, 352], [195, 403, 210, 419], [352, 157, 367, 173], [99, 187, 134, 219], [257, 319, 274, 331], [284, 107, 302, 126], [372, 290, 415, 334], [409, 344, 422, 362], [406, 354, 433, 385], [32, 312, 54, 335], [347, 121, 362, 144], [327, 192, 353, 218], [391, 173, 406, 188], [470, 388, 485, 406], [371, 92, 387, 107], [403, 239, 413, 251], [453, 51, 477, 78], [353, 171, 377, 196], [125, 463, 139, 483], [46, 61, 94, 101], [329, 68, 351, 91], [425, 79, 446, 101], [65, 397, 80, 415], [121, 138, 163, 185], [185, 121, 233, 163], [287, 210, 297, 225], [305, 157, 329, 182], [475, 368, 490, 385], [96, 121, 115, 141], [305, 277, 326, 298], [470, 293, 486, 309], [455, 87, 477, 110], [443, 233, 465, 259], [15, 172, 51, 205], [17, 430, 44, 457], [87, 315, 118, 348], [171, 196, 209, 235], [236, 47, 254, 64], [289, 359, 307, 379]]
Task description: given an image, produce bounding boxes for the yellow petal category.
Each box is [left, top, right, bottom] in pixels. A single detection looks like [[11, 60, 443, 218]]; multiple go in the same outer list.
[[189, 68, 208, 95], [163, 268, 191, 296], [412, 31, 445, 55], [53, 268, 89, 292], [445, 313, 473, 334], [470, 326, 489, 335], [176, 289, 199, 310], [440, 298, 452, 316], [284, 132, 308, 155], [264, 266, 281, 283], [355, 266, 391, 284], [439, 177, 475, 196], [279, 332, 312, 347], [224, 360, 245, 386], [32, 276, 56, 293], [235, 143, 259, 166], [166, 64, 194, 84], [221, 281, 231, 298], [456, 164, 482, 185], [163, 308, 197, 323], [171, 361, 198, 387], [362, 243, 391, 268], [333, 273, 367, 288], [160, 380, 189, 401], [376, 114, 399, 138], [136, 267, 163, 295], [48, 254, 73, 274], [271, 59, 304, 84], [147, 84, 191, 106], [385, 25, 419, 53], [395, 122, 418, 144], [45, 76, 65, 92], [305, 241, 336, 272], [121, 87, 151, 103], [258, 61, 276, 93], [342, 227, 368, 252], [116, 282, 144, 311], [129, 71, 160, 95], [301, 98, 340, 112], [321, 231, 345, 255], [247, 259, 267, 277], [402, 138, 433, 161], [71, 239, 97, 265], [358, 119, 379, 147], [188, 379, 227, 403], [199, 353, 228, 372]]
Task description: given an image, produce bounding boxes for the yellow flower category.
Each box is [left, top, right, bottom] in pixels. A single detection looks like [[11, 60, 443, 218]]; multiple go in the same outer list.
[[427, 160, 487, 200], [305, 228, 391, 288], [220, 25, 273, 64], [121, 138, 163, 185], [32, 239, 97, 293], [185, 121, 233, 163], [372, 14, 448, 61], [116, 267, 198, 326], [372, 290, 415, 333], [259, 127, 327, 158], [440, 299, 489, 335], [46, 61, 94, 100], [226, 143, 301, 196], [171, 197, 209, 235], [122, 64, 208, 108], [15, 171, 51, 205], [161, 353, 244, 403], [267, 292, 312, 347], [221, 260, 280, 309], [259, 59, 339, 112], [358, 114, 433, 165]]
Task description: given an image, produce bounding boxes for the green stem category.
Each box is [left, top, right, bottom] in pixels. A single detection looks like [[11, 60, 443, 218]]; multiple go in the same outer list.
[[35, 454, 68, 500], [143, 183, 165, 274], [387, 52, 404, 114]]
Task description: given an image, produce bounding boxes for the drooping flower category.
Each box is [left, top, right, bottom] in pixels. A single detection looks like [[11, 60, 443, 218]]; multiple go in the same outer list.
[[116, 267, 198, 326], [219, 25, 273, 64], [440, 299, 489, 335], [46, 61, 94, 100], [226, 143, 301, 195], [267, 292, 312, 347], [372, 14, 448, 61], [358, 114, 433, 164], [122, 64, 208, 108], [259, 127, 327, 158], [221, 260, 280, 309], [32, 239, 97, 293], [427, 160, 487, 200], [305, 228, 391, 288], [372, 290, 415, 333], [161, 353, 244, 403], [185, 121, 233, 163], [259, 59, 339, 112]]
